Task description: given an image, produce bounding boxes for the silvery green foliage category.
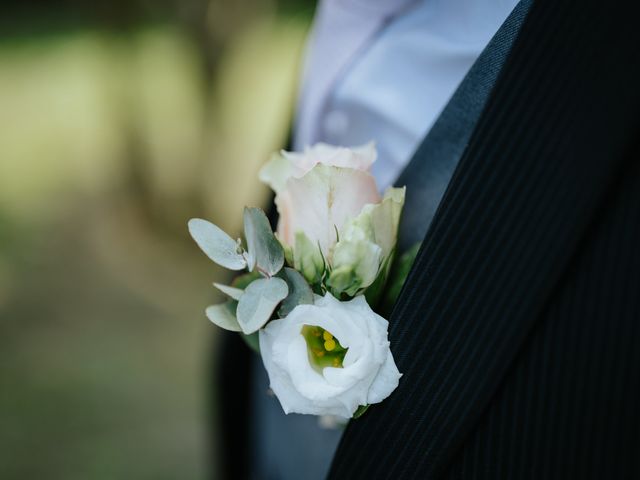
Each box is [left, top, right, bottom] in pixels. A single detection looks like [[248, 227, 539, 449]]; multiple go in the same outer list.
[[205, 303, 241, 332], [188, 218, 246, 270], [237, 277, 289, 334], [188, 211, 293, 337], [213, 282, 244, 301], [243, 207, 285, 276], [278, 268, 314, 318]]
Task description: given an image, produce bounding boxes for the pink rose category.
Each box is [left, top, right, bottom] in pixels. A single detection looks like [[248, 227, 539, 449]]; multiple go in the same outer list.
[[282, 142, 377, 179], [260, 143, 380, 257]]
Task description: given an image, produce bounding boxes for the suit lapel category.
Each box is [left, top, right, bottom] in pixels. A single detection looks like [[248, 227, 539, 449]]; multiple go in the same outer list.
[[330, 0, 640, 478], [394, 0, 532, 252]]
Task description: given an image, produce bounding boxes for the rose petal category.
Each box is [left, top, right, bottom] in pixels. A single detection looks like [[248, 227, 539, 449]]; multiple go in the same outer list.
[[277, 165, 380, 257]]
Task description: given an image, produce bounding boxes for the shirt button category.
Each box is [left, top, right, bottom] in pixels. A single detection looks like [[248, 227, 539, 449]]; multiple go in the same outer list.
[[323, 109, 350, 138]]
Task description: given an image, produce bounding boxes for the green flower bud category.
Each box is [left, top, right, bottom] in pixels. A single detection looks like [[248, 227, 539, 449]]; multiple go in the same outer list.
[[293, 231, 325, 285]]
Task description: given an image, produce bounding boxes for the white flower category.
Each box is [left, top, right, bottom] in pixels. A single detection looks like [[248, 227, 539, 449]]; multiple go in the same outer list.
[[259, 142, 377, 194], [259, 292, 401, 418]]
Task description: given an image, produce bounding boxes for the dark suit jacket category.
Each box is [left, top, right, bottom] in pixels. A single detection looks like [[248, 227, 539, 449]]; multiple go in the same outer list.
[[217, 1, 640, 478]]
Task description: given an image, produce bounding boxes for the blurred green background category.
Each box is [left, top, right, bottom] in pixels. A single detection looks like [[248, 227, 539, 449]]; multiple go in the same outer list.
[[0, 1, 312, 478]]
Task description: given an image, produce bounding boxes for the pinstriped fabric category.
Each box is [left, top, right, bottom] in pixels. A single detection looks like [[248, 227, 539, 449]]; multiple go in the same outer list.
[[328, 0, 640, 478], [443, 159, 640, 479], [394, 0, 533, 252]]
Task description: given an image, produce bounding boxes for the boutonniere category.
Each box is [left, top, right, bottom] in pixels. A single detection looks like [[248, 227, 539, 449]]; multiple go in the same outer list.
[[188, 142, 412, 419]]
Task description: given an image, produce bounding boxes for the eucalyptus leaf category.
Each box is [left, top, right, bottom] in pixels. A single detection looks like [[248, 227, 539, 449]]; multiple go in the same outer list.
[[236, 277, 288, 334], [188, 218, 246, 270], [243, 207, 285, 276], [278, 267, 314, 317], [231, 271, 261, 289], [213, 282, 243, 301], [205, 302, 241, 332]]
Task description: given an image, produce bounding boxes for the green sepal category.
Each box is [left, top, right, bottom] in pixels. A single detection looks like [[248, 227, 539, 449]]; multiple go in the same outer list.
[[293, 231, 325, 285], [281, 241, 294, 267], [326, 265, 357, 297], [353, 405, 370, 419]]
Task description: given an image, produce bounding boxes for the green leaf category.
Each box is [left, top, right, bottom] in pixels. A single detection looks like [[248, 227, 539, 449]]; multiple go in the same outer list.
[[205, 302, 241, 332], [236, 277, 288, 334], [188, 218, 246, 270], [278, 267, 314, 317], [383, 242, 421, 313], [231, 271, 261, 289], [241, 332, 260, 354], [243, 207, 285, 276]]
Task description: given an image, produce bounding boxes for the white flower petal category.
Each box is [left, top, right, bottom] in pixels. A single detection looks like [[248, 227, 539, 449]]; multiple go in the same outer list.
[[367, 350, 402, 404], [258, 152, 292, 194], [258, 292, 401, 418]]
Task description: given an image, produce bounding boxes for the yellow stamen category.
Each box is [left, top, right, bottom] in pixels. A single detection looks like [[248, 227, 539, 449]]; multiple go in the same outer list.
[[324, 339, 336, 351], [323, 331, 333, 341]]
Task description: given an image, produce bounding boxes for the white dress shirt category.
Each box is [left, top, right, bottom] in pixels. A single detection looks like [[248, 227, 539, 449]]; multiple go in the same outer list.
[[295, 0, 518, 189]]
